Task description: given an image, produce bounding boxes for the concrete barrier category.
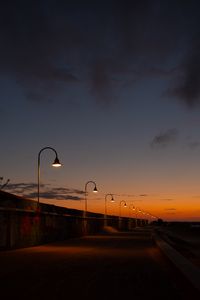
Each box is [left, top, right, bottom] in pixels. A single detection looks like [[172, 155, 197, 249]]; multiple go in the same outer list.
[[0, 191, 147, 250], [152, 231, 200, 292]]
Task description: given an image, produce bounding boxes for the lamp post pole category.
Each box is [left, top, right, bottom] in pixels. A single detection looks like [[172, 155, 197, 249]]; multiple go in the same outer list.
[[137, 208, 142, 227], [128, 202, 135, 230], [104, 193, 114, 227], [83, 180, 98, 234], [119, 200, 127, 230], [145, 212, 150, 225], [133, 206, 138, 228], [141, 210, 146, 227], [84, 180, 98, 218], [128, 202, 135, 217], [119, 200, 127, 218], [37, 147, 62, 209]]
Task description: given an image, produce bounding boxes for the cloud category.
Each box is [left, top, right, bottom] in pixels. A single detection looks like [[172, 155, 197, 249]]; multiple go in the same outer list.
[[116, 194, 135, 197], [0, 1, 79, 102], [164, 208, 176, 211], [166, 37, 200, 108], [187, 141, 200, 150], [25, 192, 81, 201], [151, 128, 178, 148], [4, 182, 84, 201], [1, 0, 199, 106]]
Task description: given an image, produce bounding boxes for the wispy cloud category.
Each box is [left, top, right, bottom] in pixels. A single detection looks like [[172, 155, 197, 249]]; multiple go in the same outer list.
[[164, 208, 177, 211], [115, 194, 135, 197], [166, 37, 200, 108], [187, 141, 200, 150], [151, 128, 178, 148], [4, 182, 84, 201]]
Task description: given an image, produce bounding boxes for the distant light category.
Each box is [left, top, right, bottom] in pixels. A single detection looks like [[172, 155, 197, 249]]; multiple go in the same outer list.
[[111, 195, 115, 202], [52, 157, 62, 167]]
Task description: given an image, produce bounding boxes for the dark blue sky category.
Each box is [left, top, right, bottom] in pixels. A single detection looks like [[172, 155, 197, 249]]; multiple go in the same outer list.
[[1, 0, 200, 221]]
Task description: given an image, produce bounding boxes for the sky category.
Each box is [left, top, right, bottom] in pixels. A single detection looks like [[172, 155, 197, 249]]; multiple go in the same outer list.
[[1, 0, 200, 221]]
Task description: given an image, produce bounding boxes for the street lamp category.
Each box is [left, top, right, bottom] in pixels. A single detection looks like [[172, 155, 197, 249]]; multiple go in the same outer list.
[[128, 202, 135, 217], [141, 210, 147, 226], [119, 200, 127, 230], [104, 193, 115, 226], [145, 212, 150, 225], [119, 200, 127, 218], [137, 208, 143, 227], [37, 147, 62, 208], [133, 206, 139, 227], [84, 180, 98, 218], [128, 202, 135, 230]]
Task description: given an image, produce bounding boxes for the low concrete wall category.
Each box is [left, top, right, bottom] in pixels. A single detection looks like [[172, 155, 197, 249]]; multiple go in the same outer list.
[[0, 191, 147, 250]]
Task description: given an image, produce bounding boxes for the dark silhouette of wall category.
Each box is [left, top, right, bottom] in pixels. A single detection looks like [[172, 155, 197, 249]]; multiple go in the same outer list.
[[0, 191, 147, 250]]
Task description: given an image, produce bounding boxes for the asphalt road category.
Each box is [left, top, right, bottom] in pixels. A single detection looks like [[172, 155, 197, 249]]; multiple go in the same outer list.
[[0, 228, 199, 300]]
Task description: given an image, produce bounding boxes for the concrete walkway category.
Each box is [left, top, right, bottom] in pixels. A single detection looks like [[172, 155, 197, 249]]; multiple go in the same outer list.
[[0, 228, 199, 300]]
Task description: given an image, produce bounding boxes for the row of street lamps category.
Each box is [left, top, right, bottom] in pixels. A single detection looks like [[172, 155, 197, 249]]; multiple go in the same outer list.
[[37, 146, 157, 222]]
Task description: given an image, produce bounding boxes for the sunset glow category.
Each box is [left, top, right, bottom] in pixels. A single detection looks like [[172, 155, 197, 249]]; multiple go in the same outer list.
[[1, 1, 200, 222]]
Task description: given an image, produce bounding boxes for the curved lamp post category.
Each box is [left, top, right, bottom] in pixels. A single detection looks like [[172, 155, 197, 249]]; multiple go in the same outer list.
[[128, 202, 135, 230], [104, 193, 115, 226], [137, 208, 142, 227], [119, 200, 127, 218], [37, 147, 62, 208], [84, 180, 98, 218], [145, 212, 150, 225], [128, 202, 135, 217], [141, 210, 147, 226], [133, 206, 139, 227], [119, 200, 127, 230]]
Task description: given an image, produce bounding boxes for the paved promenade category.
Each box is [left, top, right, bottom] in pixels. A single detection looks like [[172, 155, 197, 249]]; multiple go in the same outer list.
[[0, 228, 199, 300]]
